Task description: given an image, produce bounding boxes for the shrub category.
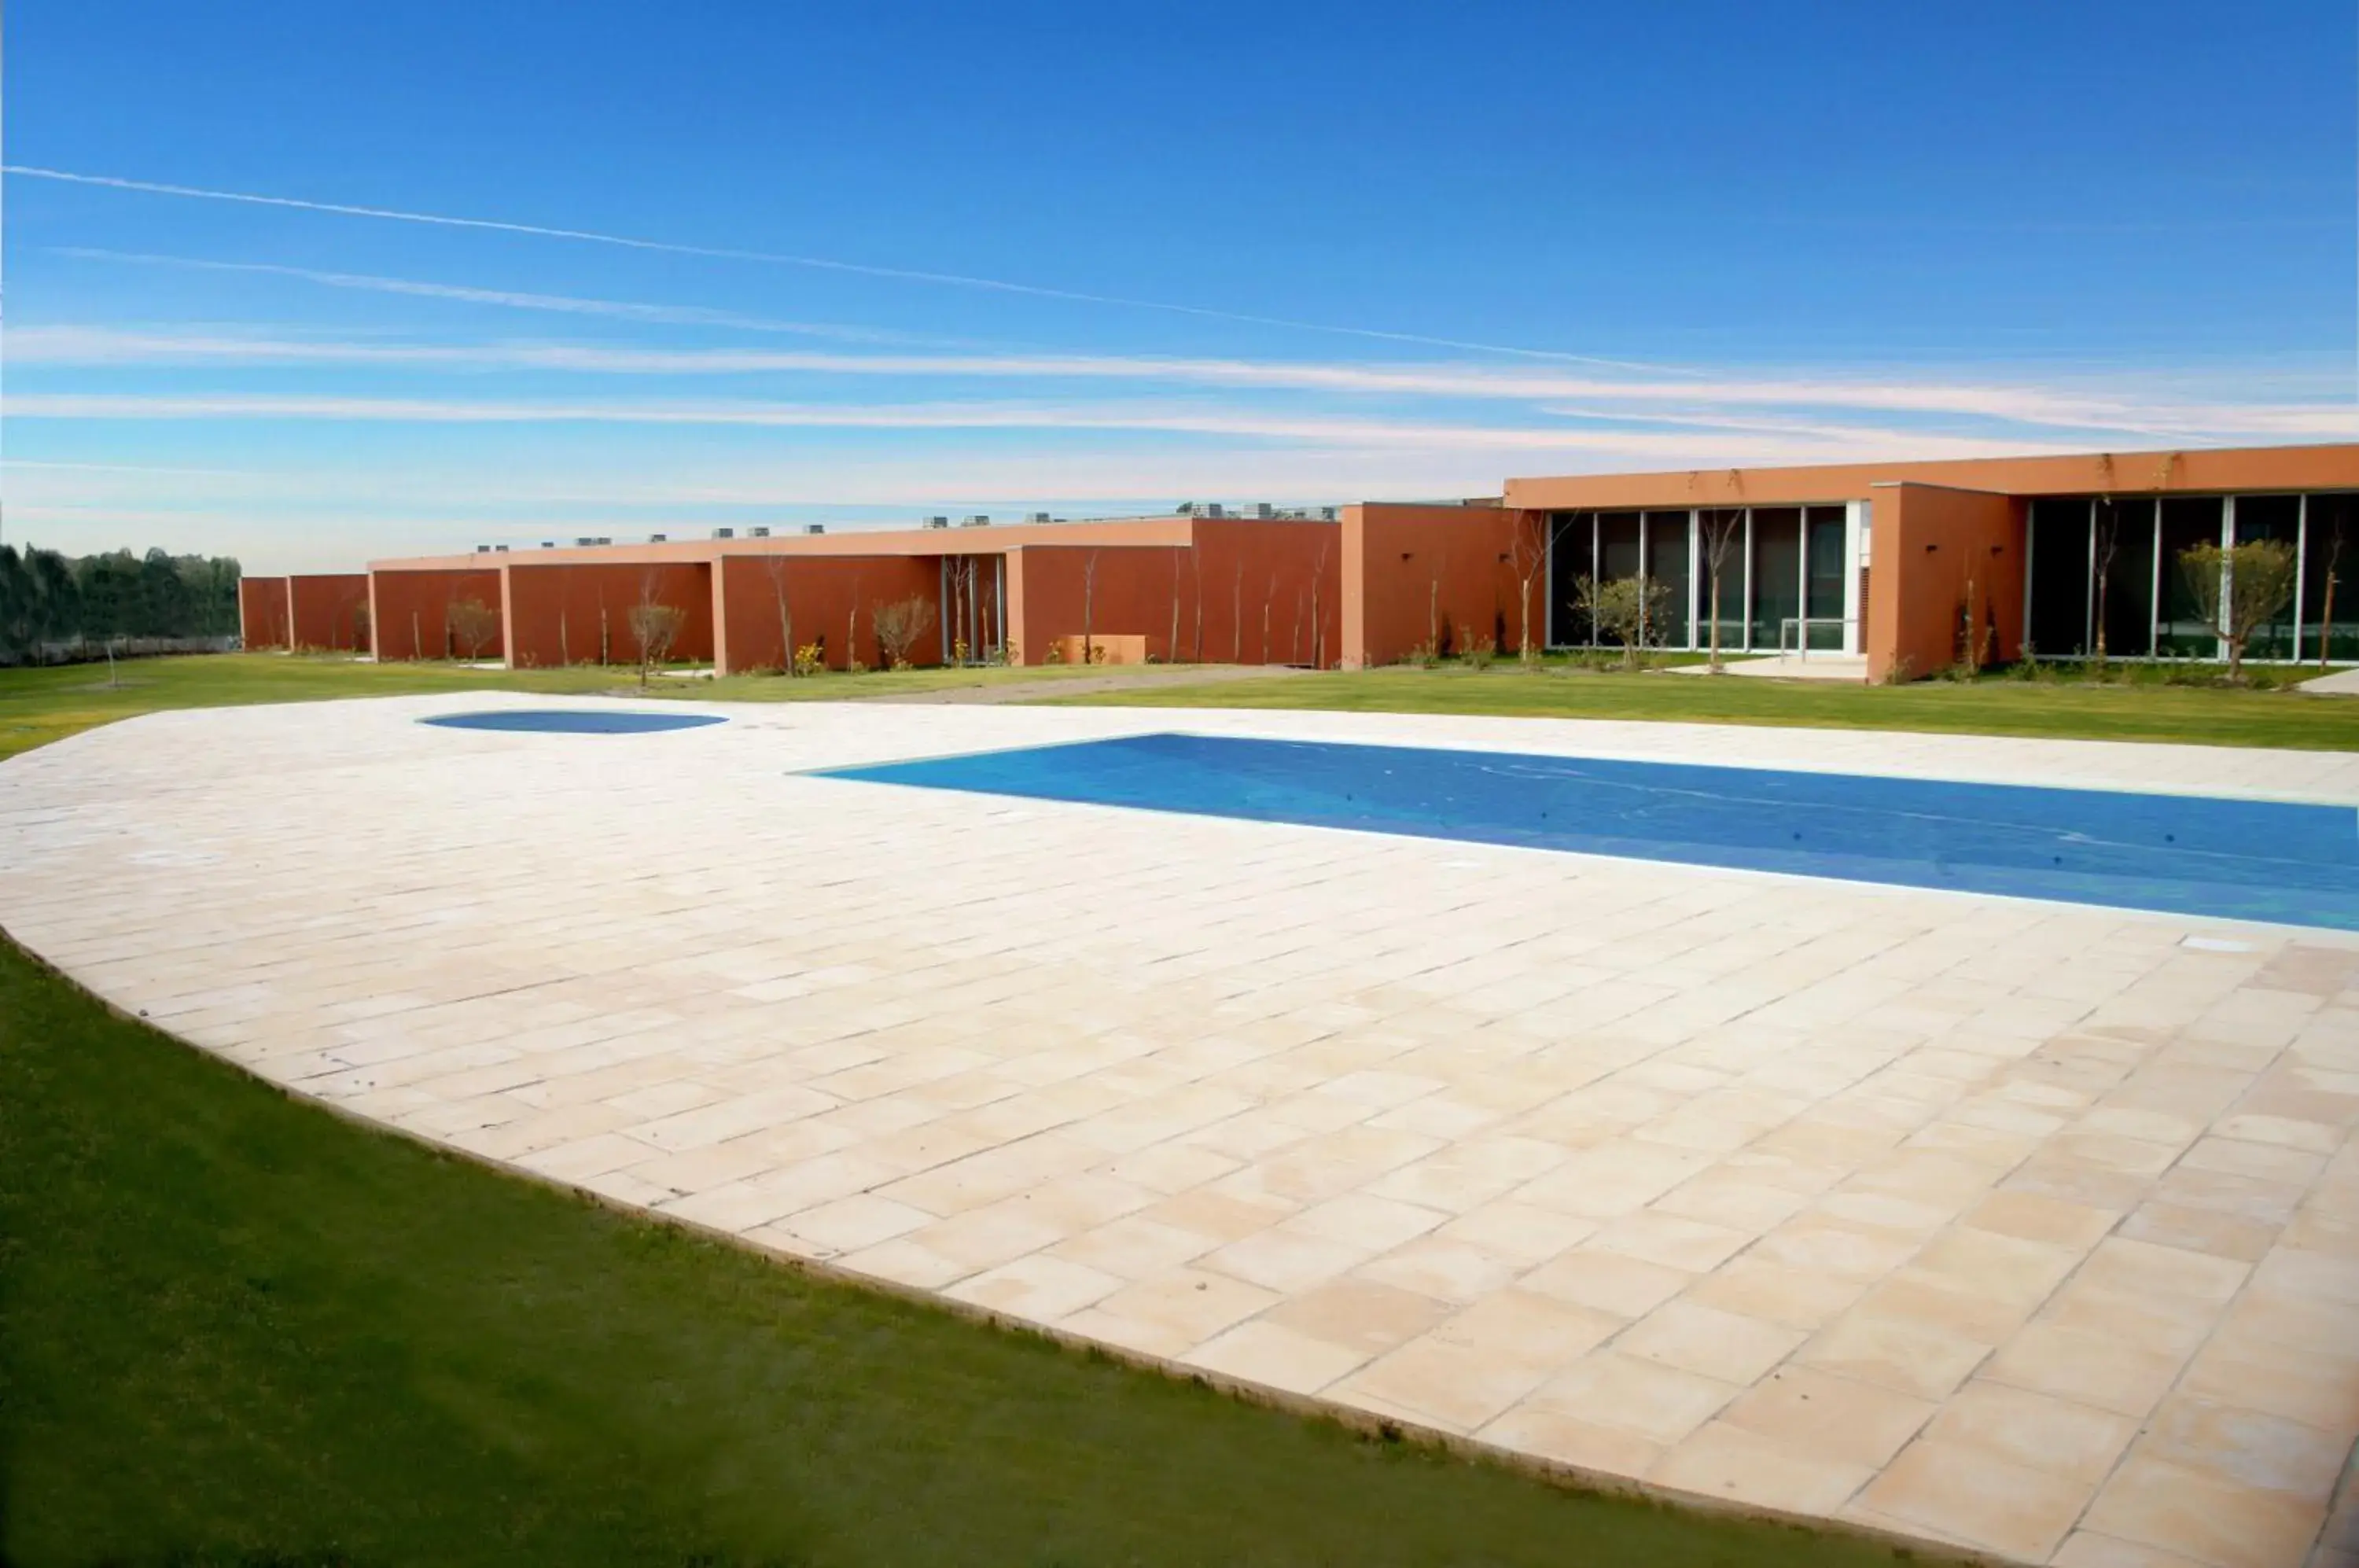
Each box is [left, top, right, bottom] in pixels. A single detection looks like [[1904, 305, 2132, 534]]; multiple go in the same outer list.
[[792, 642, 826, 677]]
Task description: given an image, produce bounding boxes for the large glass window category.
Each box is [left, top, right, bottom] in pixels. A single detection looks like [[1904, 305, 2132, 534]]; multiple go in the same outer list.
[[1698, 509, 1746, 653], [2095, 498, 2155, 661], [1593, 513, 1642, 647], [1804, 506, 1846, 650], [2302, 494, 2357, 664], [2027, 499, 2092, 658], [1749, 507, 1801, 650], [2158, 497, 2225, 657], [1645, 511, 1691, 647], [1544, 512, 1592, 646], [2233, 495, 2301, 659]]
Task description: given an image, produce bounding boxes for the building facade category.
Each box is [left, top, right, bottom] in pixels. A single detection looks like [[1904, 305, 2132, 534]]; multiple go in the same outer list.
[[244, 444, 2359, 684]]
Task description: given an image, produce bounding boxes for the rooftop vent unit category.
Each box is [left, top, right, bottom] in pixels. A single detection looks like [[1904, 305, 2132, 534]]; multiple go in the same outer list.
[[965, 513, 993, 527], [1028, 511, 1051, 524], [495, 544, 510, 553], [475, 544, 491, 553], [923, 516, 950, 529], [575, 536, 597, 547], [1253, 502, 1275, 520], [1204, 503, 1225, 519], [749, 525, 771, 538], [1319, 506, 1339, 521], [804, 524, 826, 536], [541, 541, 556, 550], [597, 536, 613, 546], [712, 527, 734, 539], [649, 533, 668, 543]]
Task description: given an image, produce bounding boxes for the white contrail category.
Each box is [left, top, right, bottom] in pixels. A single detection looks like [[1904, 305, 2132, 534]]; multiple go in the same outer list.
[[50, 246, 963, 346], [5, 164, 1674, 370]]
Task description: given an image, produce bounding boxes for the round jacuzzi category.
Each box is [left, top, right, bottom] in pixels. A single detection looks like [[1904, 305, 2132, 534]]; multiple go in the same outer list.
[[420, 710, 727, 734]]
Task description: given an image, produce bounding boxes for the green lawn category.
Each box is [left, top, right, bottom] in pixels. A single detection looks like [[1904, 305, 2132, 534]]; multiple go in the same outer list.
[[1058, 664, 2359, 750], [0, 934, 1901, 1566]]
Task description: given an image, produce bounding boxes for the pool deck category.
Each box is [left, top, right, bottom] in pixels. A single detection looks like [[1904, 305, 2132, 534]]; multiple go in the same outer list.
[[3, 694, 2356, 1567]]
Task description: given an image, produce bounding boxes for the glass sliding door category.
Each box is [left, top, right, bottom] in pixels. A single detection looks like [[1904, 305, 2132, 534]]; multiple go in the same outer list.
[[1804, 505, 1846, 650], [1698, 509, 1746, 654], [1645, 510, 1691, 648], [2157, 497, 2224, 657], [1749, 507, 1801, 650], [2094, 498, 2156, 661], [2027, 498, 2092, 657], [2232, 495, 2301, 659], [2302, 493, 2358, 663]]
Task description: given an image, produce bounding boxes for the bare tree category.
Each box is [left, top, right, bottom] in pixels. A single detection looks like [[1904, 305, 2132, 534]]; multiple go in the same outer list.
[[1191, 549, 1205, 663], [1576, 575, 1673, 672], [1698, 507, 1745, 672], [447, 597, 499, 663], [1261, 573, 1275, 663], [628, 572, 683, 690], [845, 572, 863, 671], [1308, 539, 1330, 668], [1231, 561, 1245, 662], [1168, 546, 1183, 664], [1507, 513, 1550, 666], [762, 555, 796, 675], [2179, 539, 2297, 684], [2318, 523, 2344, 670], [870, 594, 937, 670], [1081, 549, 1102, 664], [558, 607, 570, 668]]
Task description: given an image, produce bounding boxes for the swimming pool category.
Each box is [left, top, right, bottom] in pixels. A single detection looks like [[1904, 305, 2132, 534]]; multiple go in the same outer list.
[[821, 733, 2359, 931], [422, 710, 727, 734]]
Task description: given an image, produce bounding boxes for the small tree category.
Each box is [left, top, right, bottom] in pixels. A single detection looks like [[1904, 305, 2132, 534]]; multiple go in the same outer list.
[[2319, 524, 2344, 669], [2177, 538, 2297, 684], [870, 594, 937, 670], [447, 598, 499, 663], [1080, 549, 1102, 664], [1576, 575, 1673, 672], [1698, 508, 1744, 672], [762, 555, 796, 675], [1507, 513, 1551, 666], [628, 572, 684, 690]]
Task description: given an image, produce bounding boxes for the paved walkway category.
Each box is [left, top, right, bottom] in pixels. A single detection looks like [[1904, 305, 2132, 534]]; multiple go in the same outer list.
[[2, 698, 2354, 1567]]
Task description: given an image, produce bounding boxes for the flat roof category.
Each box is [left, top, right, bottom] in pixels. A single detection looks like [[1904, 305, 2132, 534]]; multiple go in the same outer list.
[[1502, 441, 2359, 511]]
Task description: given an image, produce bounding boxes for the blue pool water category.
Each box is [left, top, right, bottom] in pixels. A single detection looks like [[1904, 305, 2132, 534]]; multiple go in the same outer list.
[[821, 733, 2359, 931], [422, 709, 726, 734]]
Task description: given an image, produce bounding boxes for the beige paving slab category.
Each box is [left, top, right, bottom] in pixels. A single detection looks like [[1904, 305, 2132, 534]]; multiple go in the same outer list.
[[5, 693, 2358, 1566]]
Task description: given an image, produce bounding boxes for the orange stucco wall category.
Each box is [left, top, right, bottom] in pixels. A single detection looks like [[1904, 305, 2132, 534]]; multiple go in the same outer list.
[[1341, 503, 1533, 668], [712, 554, 941, 674], [1865, 483, 2025, 683], [288, 574, 371, 653], [370, 568, 506, 661], [501, 561, 715, 668], [238, 577, 289, 649], [1006, 521, 1340, 668]]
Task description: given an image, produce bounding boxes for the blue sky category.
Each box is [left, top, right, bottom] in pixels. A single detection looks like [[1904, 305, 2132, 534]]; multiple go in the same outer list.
[[6, 0, 2354, 570]]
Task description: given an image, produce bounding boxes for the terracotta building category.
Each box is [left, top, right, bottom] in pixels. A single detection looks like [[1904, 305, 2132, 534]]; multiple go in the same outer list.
[[243, 444, 2359, 683]]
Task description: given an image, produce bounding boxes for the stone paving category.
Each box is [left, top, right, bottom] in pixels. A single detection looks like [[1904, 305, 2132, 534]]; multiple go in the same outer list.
[[4, 693, 2357, 1568]]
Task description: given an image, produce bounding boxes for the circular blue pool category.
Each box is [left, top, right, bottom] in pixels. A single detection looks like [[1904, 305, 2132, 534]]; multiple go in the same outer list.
[[421, 710, 727, 734]]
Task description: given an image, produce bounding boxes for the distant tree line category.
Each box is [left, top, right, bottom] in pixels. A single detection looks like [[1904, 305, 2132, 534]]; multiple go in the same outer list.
[[0, 544, 243, 663]]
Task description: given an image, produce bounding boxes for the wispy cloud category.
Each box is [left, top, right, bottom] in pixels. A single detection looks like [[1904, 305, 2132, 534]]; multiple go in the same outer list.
[[50, 247, 948, 345], [6, 164, 1668, 367], [3, 388, 2094, 463], [14, 325, 2350, 441]]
